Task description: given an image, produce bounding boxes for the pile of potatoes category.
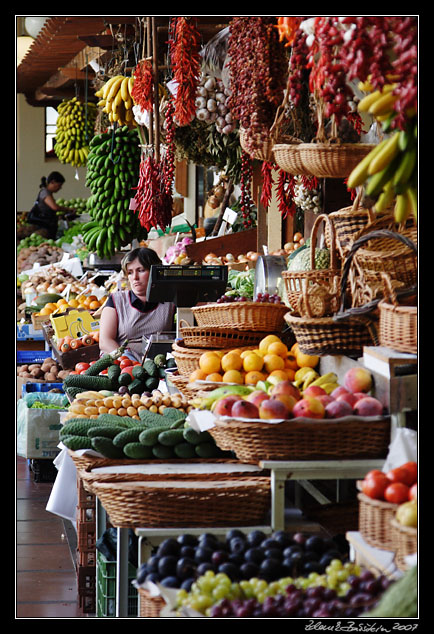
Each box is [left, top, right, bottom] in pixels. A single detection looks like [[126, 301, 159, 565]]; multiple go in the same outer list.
[[17, 358, 73, 382], [17, 244, 64, 273]]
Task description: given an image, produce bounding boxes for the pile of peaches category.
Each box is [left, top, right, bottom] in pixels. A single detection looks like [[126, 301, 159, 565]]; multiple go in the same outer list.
[[212, 366, 385, 422]]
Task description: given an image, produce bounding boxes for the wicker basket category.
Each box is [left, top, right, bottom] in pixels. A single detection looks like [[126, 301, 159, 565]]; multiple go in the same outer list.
[[281, 213, 341, 317], [166, 371, 215, 399], [138, 587, 165, 618], [378, 273, 417, 355], [298, 141, 375, 179], [273, 142, 312, 176], [191, 301, 289, 332], [171, 341, 256, 377], [90, 477, 271, 528], [390, 519, 417, 571], [209, 416, 390, 464], [240, 127, 301, 162], [178, 320, 269, 349], [357, 489, 398, 551]]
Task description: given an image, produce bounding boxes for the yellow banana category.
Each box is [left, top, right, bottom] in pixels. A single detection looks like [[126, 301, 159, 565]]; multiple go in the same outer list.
[[302, 371, 320, 391], [128, 76, 135, 101], [374, 180, 395, 212], [358, 90, 384, 113], [114, 86, 124, 108], [120, 76, 130, 102], [101, 75, 120, 99], [369, 91, 398, 117], [321, 382, 340, 395], [106, 76, 124, 103], [368, 131, 401, 175], [294, 367, 317, 386], [309, 372, 339, 388], [346, 138, 389, 188], [407, 186, 417, 221], [358, 78, 374, 92], [394, 191, 411, 224]]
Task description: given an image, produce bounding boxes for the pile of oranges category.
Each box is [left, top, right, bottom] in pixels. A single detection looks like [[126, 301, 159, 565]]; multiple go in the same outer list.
[[37, 294, 106, 316], [188, 335, 319, 385]]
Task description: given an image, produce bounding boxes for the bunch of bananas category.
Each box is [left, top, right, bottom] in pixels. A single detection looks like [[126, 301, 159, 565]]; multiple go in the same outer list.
[[54, 97, 98, 166], [293, 368, 340, 395], [95, 75, 135, 127], [347, 80, 417, 224]]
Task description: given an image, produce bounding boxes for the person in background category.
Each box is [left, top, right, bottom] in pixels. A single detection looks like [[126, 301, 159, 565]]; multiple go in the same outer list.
[[99, 247, 175, 362], [27, 171, 76, 239]]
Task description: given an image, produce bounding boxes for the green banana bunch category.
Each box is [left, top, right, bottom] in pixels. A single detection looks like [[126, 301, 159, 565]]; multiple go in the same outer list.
[[54, 97, 97, 167], [192, 385, 255, 410]]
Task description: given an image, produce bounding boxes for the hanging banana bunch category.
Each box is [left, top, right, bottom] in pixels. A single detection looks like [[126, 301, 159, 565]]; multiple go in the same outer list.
[[95, 74, 136, 127], [54, 97, 98, 167]]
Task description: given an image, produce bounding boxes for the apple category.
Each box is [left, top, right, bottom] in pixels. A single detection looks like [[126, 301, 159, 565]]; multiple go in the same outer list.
[[330, 386, 350, 399], [317, 394, 334, 407], [343, 367, 373, 393], [231, 399, 260, 419], [213, 395, 243, 417], [292, 396, 325, 419], [352, 392, 368, 404], [269, 380, 301, 401], [353, 396, 384, 417], [271, 393, 298, 414], [325, 399, 354, 419], [303, 385, 327, 398], [246, 390, 270, 408], [259, 398, 291, 420], [336, 392, 358, 408]]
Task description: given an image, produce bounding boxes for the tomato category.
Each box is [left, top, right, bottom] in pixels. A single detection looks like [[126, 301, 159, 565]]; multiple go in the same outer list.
[[68, 370, 79, 375], [119, 358, 133, 369], [75, 362, 90, 373], [386, 466, 414, 487], [365, 470, 387, 481], [400, 461, 417, 485], [362, 473, 388, 500], [100, 368, 108, 375], [384, 482, 410, 504], [409, 483, 417, 501], [120, 365, 135, 376]]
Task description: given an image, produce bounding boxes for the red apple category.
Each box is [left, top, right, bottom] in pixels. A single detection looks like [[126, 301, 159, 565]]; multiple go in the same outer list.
[[317, 394, 334, 407], [246, 390, 269, 408], [259, 398, 291, 420], [231, 399, 260, 419], [330, 386, 350, 399], [213, 395, 243, 417], [271, 393, 297, 414], [343, 367, 373, 393], [336, 392, 358, 408], [303, 385, 327, 398], [325, 399, 353, 419], [269, 380, 301, 401], [354, 396, 384, 417], [292, 396, 325, 419], [352, 392, 368, 404]]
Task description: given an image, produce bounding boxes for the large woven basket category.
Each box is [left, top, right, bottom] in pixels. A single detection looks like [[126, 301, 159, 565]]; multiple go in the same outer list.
[[209, 416, 390, 464], [281, 213, 341, 317], [171, 341, 255, 377], [165, 371, 215, 399], [272, 142, 311, 176], [378, 273, 417, 355], [178, 320, 269, 349], [90, 477, 271, 528], [138, 587, 165, 618], [240, 127, 301, 162], [390, 519, 417, 571], [357, 489, 398, 551], [191, 301, 289, 332], [298, 141, 375, 179]]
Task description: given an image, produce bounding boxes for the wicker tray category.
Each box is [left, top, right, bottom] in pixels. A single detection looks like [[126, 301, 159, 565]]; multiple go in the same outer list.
[[209, 416, 390, 464], [390, 518, 417, 571], [273, 142, 312, 176], [378, 273, 417, 355], [298, 142, 375, 179], [138, 587, 165, 618], [357, 489, 398, 551], [191, 301, 289, 332], [166, 371, 216, 399], [178, 320, 269, 349], [281, 213, 341, 317], [90, 477, 271, 528]]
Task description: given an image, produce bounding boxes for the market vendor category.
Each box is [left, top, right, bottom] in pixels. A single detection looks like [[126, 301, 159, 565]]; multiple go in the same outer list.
[[98, 247, 176, 362], [27, 171, 77, 239]]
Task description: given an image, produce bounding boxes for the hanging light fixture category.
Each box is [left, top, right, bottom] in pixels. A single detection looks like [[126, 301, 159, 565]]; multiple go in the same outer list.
[[24, 16, 50, 39]]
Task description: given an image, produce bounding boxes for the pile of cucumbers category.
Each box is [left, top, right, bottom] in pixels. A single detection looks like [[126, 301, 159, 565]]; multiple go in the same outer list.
[[82, 125, 148, 258], [60, 408, 228, 460]]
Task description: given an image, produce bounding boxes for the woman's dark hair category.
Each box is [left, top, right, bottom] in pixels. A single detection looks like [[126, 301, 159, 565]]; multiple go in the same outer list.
[[121, 247, 162, 276], [40, 172, 65, 188]]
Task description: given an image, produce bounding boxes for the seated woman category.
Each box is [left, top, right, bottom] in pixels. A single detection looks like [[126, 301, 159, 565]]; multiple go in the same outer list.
[[99, 247, 175, 362]]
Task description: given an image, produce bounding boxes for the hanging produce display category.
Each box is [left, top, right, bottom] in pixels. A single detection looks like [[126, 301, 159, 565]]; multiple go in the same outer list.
[[169, 17, 202, 127], [194, 73, 236, 135], [132, 149, 173, 232], [82, 126, 146, 258], [94, 74, 135, 127], [54, 97, 98, 167], [130, 59, 154, 113]]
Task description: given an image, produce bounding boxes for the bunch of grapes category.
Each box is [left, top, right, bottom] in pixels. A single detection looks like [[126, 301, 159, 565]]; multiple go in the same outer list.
[[254, 292, 284, 304], [215, 292, 283, 304]]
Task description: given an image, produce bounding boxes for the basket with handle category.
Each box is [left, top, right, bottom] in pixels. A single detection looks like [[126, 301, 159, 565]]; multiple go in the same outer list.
[[390, 518, 417, 571], [178, 319, 269, 349], [190, 301, 289, 333], [281, 213, 341, 317], [357, 487, 398, 551], [378, 272, 417, 354]]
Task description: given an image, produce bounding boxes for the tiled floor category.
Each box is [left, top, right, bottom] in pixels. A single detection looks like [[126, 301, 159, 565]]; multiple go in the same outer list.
[[16, 456, 93, 618]]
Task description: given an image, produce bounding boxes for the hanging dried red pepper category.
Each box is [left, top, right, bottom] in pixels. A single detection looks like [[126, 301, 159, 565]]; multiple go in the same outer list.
[[162, 98, 176, 195], [169, 17, 202, 127], [276, 170, 296, 219], [260, 161, 274, 208], [131, 59, 154, 112]]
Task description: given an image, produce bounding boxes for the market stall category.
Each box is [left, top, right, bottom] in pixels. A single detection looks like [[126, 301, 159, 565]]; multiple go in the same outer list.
[[16, 15, 417, 620]]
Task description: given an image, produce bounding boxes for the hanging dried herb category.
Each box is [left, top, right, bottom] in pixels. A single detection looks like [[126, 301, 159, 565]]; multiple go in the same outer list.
[[169, 17, 202, 127]]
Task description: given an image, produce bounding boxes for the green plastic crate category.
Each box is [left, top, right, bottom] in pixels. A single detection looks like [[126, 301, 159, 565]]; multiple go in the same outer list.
[[96, 550, 138, 618]]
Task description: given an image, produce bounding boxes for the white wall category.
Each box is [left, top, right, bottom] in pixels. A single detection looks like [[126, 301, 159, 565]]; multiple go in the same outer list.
[[17, 94, 90, 212]]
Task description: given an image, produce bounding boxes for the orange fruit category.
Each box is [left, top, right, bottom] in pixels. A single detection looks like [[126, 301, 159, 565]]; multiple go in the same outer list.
[[44, 302, 58, 311], [221, 351, 243, 372], [67, 298, 79, 308], [199, 351, 222, 375], [222, 369, 244, 384], [244, 370, 267, 385], [285, 368, 296, 381], [291, 342, 299, 354], [39, 306, 53, 315], [284, 353, 299, 371], [263, 353, 285, 373], [295, 350, 320, 368], [89, 300, 101, 310], [259, 334, 282, 352], [205, 372, 223, 382], [56, 298, 68, 308], [267, 341, 289, 358], [242, 352, 264, 372], [189, 368, 208, 382], [267, 369, 289, 383]]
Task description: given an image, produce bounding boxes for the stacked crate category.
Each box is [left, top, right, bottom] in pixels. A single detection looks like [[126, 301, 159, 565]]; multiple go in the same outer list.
[[76, 475, 97, 614]]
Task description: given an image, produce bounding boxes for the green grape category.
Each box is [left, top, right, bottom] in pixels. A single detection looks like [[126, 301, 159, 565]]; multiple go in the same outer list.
[[337, 581, 351, 597], [239, 580, 254, 598], [212, 584, 229, 601]]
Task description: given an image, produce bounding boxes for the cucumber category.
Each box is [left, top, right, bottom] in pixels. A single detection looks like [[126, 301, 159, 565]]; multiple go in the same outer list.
[[63, 374, 113, 392], [139, 425, 173, 447], [96, 413, 131, 427], [60, 420, 99, 438], [61, 435, 94, 451], [87, 425, 126, 439], [158, 429, 185, 447], [113, 427, 145, 448], [123, 442, 153, 459], [138, 409, 166, 426], [91, 436, 125, 459], [182, 427, 213, 445], [151, 443, 175, 459], [173, 442, 197, 459], [128, 378, 145, 395], [195, 442, 219, 458]]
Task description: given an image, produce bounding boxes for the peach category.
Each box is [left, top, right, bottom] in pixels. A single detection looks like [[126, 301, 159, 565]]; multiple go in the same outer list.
[[336, 392, 358, 408], [246, 390, 270, 408], [303, 385, 327, 398], [352, 392, 368, 404], [330, 386, 350, 399], [271, 393, 298, 414], [325, 399, 353, 419], [269, 380, 301, 401], [231, 399, 260, 419], [354, 396, 384, 417], [343, 367, 373, 393], [317, 394, 335, 407], [259, 398, 291, 420], [213, 395, 243, 416], [292, 396, 325, 419]]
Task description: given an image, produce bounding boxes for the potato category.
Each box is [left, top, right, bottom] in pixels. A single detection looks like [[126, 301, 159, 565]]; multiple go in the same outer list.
[[28, 364, 42, 372], [30, 368, 44, 378], [19, 371, 33, 379], [57, 370, 69, 380], [44, 372, 57, 382], [18, 364, 28, 374]]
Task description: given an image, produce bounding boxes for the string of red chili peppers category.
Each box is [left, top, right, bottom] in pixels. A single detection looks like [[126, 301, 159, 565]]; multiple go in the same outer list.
[[240, 151, 254, 228], [162, 97, 176, 195], [131, 59, 154, 112], [261, 161, 319, 217], [169, 17, 202, 127]]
